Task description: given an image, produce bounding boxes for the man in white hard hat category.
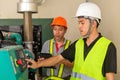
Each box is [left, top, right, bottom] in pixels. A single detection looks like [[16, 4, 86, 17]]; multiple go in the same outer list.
[[26, 2, 117, 80]]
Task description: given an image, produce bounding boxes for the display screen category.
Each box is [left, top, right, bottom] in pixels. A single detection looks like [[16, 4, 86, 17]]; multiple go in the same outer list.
[[18, 50, 25, 59]]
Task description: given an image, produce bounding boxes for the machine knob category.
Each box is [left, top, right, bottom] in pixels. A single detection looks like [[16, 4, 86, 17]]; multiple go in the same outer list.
[[17, 59, 22, 65]]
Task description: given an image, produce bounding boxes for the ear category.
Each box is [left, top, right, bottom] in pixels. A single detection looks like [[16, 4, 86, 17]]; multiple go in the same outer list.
[[64, 28, 67, 33], [92, 20, 97, 28]]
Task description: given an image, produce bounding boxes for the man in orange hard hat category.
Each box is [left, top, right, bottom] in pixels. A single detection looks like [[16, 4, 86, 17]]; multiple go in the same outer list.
[[39, 16, 73, 80]]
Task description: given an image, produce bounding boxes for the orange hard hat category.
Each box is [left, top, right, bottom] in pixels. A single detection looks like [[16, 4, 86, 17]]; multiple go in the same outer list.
[[51, 16, 67, 29]]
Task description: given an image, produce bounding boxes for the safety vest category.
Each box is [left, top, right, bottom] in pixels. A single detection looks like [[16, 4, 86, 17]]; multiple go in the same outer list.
[[45, 39, 71, 80], [71, 37, 111, 80]]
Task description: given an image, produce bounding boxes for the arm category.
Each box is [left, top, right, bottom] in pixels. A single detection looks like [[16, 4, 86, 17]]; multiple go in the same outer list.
[[106, 73, 115, 80], [58, 41, 77, 68], [60, 59, 74, 68], [38, 55, 74, 68], [26, 54, 64, 69], [104, 43, 117, 80]]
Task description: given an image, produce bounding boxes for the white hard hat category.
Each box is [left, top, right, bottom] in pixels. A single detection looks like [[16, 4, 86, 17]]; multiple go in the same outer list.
[[76, 2, 101, 19]]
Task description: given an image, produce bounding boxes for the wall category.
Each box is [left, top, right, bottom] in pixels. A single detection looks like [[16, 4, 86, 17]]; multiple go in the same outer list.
[[0, 0, 120, 79], [0, 0, 84, 41], [90, 0, 120, 79]]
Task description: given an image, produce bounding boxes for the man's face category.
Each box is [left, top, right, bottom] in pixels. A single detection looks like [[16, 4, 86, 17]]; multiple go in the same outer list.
[[77, 18, 91, 37], [52, 26, 66, 41]]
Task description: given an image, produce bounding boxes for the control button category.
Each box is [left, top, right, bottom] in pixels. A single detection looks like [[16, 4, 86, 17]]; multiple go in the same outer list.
[[17, 59, 22, 65]]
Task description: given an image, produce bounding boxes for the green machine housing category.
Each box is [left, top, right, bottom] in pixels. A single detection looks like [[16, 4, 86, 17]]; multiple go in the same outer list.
[[0, 18, 53, 79], [0, 45, 28, 80]]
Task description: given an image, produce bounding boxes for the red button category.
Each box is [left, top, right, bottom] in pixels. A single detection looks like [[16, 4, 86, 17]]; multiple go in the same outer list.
[[17, 59, 22, 65]]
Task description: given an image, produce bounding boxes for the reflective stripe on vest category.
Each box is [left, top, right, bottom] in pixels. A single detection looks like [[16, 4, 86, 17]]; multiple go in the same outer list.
[[45, 76, 64, 80], [71, 37, 111, 80], [49, 39, 54, 76], [71, 72, 95, 80], [49, 39, 71, 78]]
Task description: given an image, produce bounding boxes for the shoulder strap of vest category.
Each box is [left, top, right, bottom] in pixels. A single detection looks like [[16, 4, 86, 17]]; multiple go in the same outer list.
[[50, 39, 54, 54], [64, 40, 71, 49], [49, 38, 54, 76]]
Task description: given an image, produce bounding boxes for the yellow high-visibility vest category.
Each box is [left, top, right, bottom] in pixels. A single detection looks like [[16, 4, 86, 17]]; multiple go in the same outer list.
[[45, 39, 71, 80], [71, 37, 111, 80]]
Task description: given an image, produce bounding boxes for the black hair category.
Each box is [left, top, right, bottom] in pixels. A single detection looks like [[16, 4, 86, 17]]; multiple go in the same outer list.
[[78, 16, 101, 27]]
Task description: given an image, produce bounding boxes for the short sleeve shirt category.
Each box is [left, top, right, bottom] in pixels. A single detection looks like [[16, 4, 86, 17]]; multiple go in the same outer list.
[[61, 33, 117, 76], [41, 38, 72, 78]]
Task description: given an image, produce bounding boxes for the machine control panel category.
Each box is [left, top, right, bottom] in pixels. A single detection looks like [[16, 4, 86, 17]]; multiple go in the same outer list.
[[0, 45, 28, 80], [16, 48, 27, 72]]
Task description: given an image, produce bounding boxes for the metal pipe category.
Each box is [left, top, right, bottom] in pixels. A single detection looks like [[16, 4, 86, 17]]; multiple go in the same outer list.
[[23, 12, 33, 50], [17, 0, 37, 51]]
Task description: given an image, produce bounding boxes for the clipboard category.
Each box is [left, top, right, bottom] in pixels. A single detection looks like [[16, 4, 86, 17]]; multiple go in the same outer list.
[[37, 53, 56, 69], [38, 53, 52, 59]]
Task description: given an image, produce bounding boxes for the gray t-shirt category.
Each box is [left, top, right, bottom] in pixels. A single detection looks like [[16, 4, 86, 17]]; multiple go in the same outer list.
[[41, 39, 72, 78]]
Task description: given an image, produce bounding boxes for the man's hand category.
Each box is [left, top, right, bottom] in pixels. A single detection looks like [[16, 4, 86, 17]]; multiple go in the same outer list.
[[25, 59, 38, 69], [37, 56, 45, 62]]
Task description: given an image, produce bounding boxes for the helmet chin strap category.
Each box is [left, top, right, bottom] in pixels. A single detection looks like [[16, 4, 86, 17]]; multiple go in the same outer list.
[[83, 18, 94, 38]]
